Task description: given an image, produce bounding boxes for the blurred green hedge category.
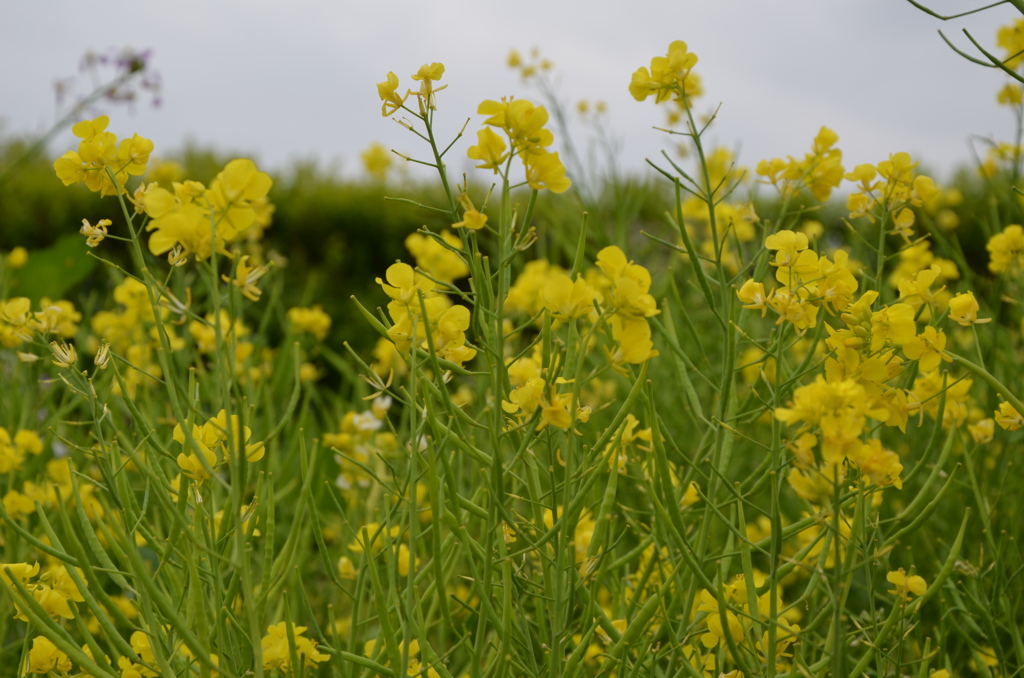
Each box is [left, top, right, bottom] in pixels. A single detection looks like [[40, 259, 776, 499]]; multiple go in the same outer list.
[[0, 137, 1004, 350]]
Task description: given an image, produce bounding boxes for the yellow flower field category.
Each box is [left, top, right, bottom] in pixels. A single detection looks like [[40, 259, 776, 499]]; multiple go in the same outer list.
[[2, 9, 1024, 678]]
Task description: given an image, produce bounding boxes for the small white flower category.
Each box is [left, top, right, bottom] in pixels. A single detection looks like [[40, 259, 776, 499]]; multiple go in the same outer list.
[[352, 411, 382, 432]]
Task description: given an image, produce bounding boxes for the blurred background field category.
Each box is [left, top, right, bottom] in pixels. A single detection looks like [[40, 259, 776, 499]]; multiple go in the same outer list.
[[0, 131, 1002, 353]]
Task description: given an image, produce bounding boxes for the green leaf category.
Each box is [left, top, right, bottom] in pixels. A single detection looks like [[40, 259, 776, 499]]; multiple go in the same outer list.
[[9, 234, 97, 302]]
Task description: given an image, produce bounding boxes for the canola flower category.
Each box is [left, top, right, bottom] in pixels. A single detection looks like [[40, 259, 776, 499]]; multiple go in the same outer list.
[[467, 96, 571, 193], [54, 115, 153, 197], [144, 158, 272, 264], [1, 30, 1022, 678]]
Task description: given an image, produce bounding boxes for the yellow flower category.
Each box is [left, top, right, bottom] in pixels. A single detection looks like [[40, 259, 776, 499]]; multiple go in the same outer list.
[[852, 439, 903, 489], [467, 128, 509, 172], [479, 98, 553, 155], [759, 129, 844, 201], [998, 82, 1023, 106], [541, 274, 598, 321], [397, 544, 419, 576], [145, 159, 271, 263], [502, 377, 546, 417], [682, 481, 700, 507], [524, 151, 571, 193], [897, 265, 943, 309], [886, 568, 926, 599], [768, 287, 819, 331], [608, 315, 657, 365], [995, 401, 1024, 431], [0, 561, 39, 590], [361, 142, 393, 181], [892, 205, 917, 239], [411, 62, 446, 107], [32, 580, 82, 620], [765, 230, 809, 267], [117, 133, 155, 177], [428, 304, 477, 366], [452, 193, 488, 230], [261, 622, 329, 672], [377, 71, 407, 116], [49, 341, 77, 368], [948, 291, 990, 327], [969, 418, 995, 444], [377, 262, 438, 310], [697, 586, 745, 649], [208, 159, 273, 229], [27, 636, 72, 674], [7, 246, 28, 268], [13, 430, 43, 456], [54, 117, 154, 196], [987, 224, 1024, 274], [222, 255, 272, 302], [539, 391, 574, 431], [72, 115, 110, 140], [118, 656, 149, 678], [902, 326, 949, 373], [404, 230, 469, 283], [288, 305, 332, 341], [736, 280, 768, 316], [174, 422, 220, 481], [338, 557, 357, 579], [870, 303, 916, 351], [596, 246, 659, 318], [997, 18, 1024, 69], [629, 41, 701, 106]]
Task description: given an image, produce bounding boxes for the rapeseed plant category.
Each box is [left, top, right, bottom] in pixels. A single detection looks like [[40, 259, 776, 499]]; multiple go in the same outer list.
[[3, 13, 1024, 678]]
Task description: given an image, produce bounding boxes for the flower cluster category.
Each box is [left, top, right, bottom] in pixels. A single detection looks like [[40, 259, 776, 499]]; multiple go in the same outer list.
[[26, 635, 73, 674], [288, 304, 332, 341], [846, 152, 937, 239], [0, 296, 81, 349], [261, 622, 328, 674], [987, 224, 1024, 275], [325, 397, 397, 492], [697, 573, 800, 671], [377, 262, 476, 367], [377, 62, 446, 116], [737, 229, 858, 332], [90, 277, 186, 396], [501, 375, 593, 432], [507, 47, 554, 82], [143, 158, 273, 264], [756, 127, 845, 201], [676, 190, 759, 274], [53, 115, 153, 197], [0, 427, 43, 474], [1, 562, 84, 621], [596, 246, 659, 365], [173, 408, 265, 482], [776, 376, 903, 502], [467, 97, 571, 193], [360, 141, 393, 181], [997, 18, 1024, 70], [404, 229, 470, 283], [629, 41, 702, 107]]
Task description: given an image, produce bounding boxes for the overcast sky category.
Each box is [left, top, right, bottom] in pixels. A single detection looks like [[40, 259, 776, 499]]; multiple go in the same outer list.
[[1, 0, 1019, 185]]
